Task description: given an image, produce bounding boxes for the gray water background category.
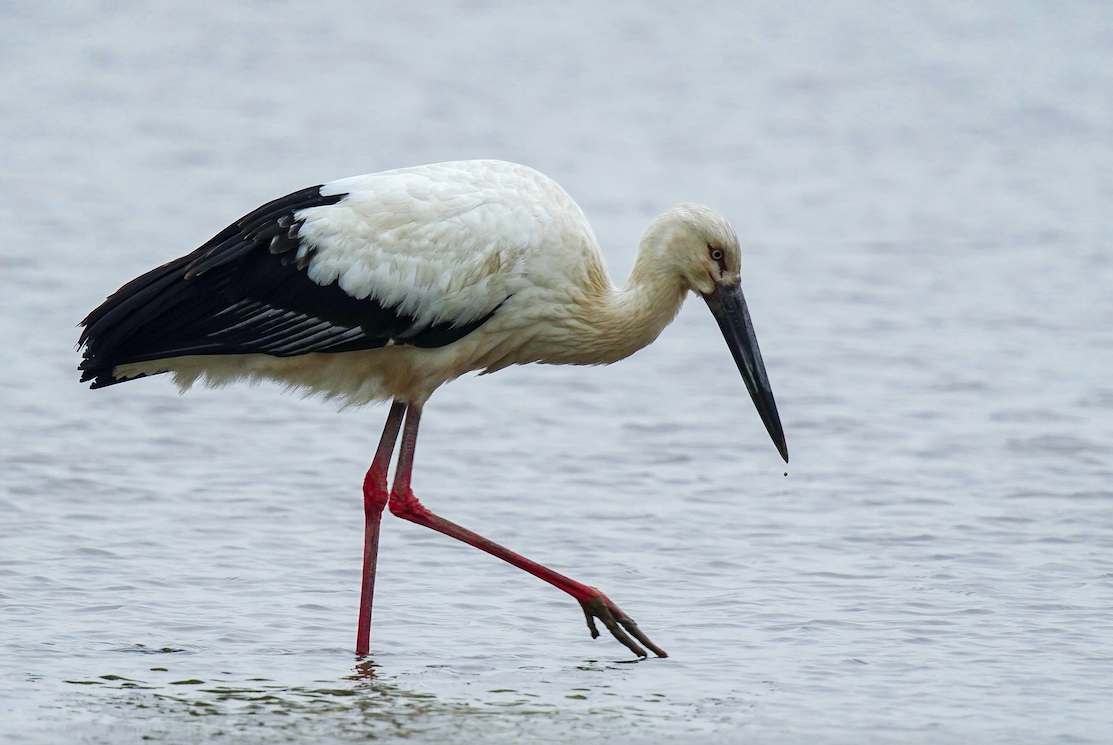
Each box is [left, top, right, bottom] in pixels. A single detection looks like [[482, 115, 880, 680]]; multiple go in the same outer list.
[[2, 2, 1112, 742]]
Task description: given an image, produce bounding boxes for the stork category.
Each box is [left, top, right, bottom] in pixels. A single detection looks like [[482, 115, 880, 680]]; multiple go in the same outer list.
[[78, 160, 787, 659]]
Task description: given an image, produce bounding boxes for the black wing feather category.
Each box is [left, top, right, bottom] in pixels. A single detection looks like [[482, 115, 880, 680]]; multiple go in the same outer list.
[[78, 185, 502, 389]]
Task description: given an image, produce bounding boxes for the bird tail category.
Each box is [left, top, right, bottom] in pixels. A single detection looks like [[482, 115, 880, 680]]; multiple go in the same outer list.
[[77, 253, 199, 388]]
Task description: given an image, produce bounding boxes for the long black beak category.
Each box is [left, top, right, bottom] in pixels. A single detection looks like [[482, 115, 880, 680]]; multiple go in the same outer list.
[[704, 283, 788, 462]]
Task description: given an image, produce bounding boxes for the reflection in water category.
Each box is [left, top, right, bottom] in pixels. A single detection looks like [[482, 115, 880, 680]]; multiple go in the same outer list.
[[58, 660, 683, 743], [64, 673, 447, 741]]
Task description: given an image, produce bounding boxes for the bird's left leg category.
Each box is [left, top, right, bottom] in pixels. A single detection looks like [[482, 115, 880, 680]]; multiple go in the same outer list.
[[356, 400, 407, 657], [387, 402, 667, 658]]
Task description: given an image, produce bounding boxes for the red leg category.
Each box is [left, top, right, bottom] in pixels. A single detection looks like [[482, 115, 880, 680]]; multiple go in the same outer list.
[[355, 400, 406, 657], [387, 403, 667, 658]]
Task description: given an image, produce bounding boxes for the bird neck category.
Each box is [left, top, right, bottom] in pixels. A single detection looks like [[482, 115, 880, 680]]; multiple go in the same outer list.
[[574, 242, 688, 364]]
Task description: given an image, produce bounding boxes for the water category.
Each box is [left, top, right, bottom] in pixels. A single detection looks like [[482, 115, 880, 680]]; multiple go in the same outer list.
[[2, 2, 1112, 742]]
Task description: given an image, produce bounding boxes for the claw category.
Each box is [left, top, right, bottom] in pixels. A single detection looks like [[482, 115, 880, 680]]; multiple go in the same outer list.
[[578, 590, 667, 658], [582, 605, 601, 638]]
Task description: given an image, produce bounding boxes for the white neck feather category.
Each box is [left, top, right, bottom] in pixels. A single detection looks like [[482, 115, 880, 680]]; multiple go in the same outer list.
[[568, 234, 689, 364]]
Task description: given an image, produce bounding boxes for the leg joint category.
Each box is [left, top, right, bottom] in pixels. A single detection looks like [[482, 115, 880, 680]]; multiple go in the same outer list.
[[363, 467, 389, 511], [388, 488, 431, 521]]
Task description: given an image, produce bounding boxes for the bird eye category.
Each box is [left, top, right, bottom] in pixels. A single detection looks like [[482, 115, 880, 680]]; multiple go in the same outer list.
[[709, 247, 724, 261]]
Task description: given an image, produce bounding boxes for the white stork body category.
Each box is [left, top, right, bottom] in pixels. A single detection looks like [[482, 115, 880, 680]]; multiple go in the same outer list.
[[79, 160, 787, 659], [108, 161, 693, 405]]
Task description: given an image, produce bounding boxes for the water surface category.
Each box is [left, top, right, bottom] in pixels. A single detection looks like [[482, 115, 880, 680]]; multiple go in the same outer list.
[[2, 2, 1112, 742]]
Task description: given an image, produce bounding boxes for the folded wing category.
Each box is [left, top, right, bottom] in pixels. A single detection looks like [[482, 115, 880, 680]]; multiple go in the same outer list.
[[78, 174, 516, 389]]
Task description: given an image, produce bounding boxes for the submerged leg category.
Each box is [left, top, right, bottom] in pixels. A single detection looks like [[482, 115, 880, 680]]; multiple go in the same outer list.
[[355, 400, 407, 657], [387, 402, 666, 658]]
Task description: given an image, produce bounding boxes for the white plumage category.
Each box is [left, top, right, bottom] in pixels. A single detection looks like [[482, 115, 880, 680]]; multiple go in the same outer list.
[[79, 159, 787, 659], [306, 162, 565, 326], [100, 160, 729, 406]]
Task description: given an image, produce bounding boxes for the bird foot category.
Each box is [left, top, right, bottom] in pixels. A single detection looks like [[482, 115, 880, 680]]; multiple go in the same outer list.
[[578, 590, 667, 659]]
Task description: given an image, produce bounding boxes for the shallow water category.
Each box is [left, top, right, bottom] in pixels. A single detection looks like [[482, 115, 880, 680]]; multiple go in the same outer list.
[[2, 2, 1113, 743]]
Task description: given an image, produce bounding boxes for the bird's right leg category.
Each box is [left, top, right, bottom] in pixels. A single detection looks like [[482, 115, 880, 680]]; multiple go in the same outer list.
[[356, 400, 407, 657], [387, 402, 667, 658]]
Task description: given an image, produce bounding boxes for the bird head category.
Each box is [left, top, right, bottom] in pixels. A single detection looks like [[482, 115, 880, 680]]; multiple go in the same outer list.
[[647, 203, 743, 296], [643, 204, 789, 463]]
